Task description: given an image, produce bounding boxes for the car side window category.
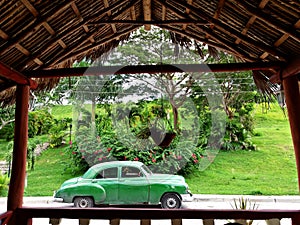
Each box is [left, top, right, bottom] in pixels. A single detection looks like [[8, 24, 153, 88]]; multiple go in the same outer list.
[[121, 166, 143, 178], [96, 167, 118, 179]]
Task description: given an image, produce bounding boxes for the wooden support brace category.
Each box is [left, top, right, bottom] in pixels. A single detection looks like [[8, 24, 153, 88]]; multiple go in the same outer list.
[[79, 218, 90, 225], [7, 85, 30, 211], [143, 0, 151, 30], [265, 218, 281, 225], [0, 61, 37, 89], [171, 219, 182, 225], [49, 218, 61, 225], [141, 219, 151, 225], [282, 75, 300, 191], [270, 57, 300, 83], [203, 219, 215, 225], [110, 219, 120, 225]]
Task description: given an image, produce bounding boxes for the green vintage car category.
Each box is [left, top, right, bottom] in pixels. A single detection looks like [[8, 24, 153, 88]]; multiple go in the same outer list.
[[54, 161, 193, 209]]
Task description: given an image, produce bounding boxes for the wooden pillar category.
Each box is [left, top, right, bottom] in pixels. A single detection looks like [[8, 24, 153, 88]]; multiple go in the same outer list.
[[7, 85, 30, 211], [282, 75, 300, 191]]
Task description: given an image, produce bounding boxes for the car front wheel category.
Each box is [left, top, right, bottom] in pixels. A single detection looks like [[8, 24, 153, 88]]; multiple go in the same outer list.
[[74, 197, 94, 208], [161, 193, 181, 209]]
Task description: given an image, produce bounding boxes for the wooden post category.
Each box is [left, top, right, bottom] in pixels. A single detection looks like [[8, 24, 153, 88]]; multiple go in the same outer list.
[[7, 85, 30, 211], [282, 75, 300, 191]]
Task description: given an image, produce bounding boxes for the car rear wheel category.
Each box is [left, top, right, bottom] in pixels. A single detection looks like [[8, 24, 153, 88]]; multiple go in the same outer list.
[[161, 193, 181, 209], [74, 197, 94, 208]]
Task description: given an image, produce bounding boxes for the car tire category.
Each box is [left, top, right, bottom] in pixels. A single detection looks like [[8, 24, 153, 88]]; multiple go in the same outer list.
[[161, 193, 181, 209], [74, 197, 94, 208]]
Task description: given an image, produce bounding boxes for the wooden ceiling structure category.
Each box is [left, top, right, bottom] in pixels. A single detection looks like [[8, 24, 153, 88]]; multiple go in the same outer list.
[[0, 0, 300, 221]]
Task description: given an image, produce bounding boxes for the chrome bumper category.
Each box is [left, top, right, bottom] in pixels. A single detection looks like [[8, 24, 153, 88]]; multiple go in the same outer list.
[[53, 197, 64, 202], [181, 191, 193, 202]]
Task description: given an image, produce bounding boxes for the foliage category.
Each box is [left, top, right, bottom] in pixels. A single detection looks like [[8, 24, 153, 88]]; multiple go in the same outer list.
[[0, 174, 9, 197], [60, 27, 257, 175], [230, 196, 259, 225], [14, 103, 299, 196], [0, 106, 15, 139], [65, 101, 203, 174], [231, 196, 259, 210], [5, 139, 42, 171], [0, 108, 54, 141], [27, 139, 42, 171], [28, 109, 54, 138], [48, 117, 72, 148], [30, 77, 78, 109]]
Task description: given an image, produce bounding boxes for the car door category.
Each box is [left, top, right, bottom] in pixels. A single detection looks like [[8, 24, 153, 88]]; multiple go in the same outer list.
[[118, 166, 150, 204], [93, 166, 119, 203]]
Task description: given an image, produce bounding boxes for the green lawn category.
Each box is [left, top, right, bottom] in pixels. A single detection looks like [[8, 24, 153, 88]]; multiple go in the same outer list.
[[1, 103, 299, 196], [186, 103, 298, 195]]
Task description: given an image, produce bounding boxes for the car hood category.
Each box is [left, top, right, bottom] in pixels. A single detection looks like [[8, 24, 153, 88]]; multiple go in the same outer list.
[[60, 177, 80, 188]]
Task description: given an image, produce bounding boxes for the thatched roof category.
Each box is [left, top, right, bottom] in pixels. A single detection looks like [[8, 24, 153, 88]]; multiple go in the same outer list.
[[0, 0, 300, 105]]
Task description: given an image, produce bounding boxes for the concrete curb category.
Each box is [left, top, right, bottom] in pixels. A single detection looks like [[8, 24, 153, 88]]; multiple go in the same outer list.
[[1, 195, 300, 206], [192, 194, 300, 203]]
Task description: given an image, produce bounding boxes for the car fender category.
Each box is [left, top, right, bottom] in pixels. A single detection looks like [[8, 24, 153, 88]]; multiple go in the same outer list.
[[57, 183, 106, 203]]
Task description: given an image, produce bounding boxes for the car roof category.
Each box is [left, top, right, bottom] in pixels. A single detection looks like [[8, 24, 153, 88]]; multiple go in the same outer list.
[[90, 161, 144, 170]]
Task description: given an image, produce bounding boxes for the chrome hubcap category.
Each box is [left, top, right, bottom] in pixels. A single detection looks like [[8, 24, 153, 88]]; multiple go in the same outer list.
[[166, 197, 176, 208], [79, 198, 88, 208]]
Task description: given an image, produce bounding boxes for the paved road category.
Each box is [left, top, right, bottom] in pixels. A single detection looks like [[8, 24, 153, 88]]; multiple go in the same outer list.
[[1, 195, 300, 225]]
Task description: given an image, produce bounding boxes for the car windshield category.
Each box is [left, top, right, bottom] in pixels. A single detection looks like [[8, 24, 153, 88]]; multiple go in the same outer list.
[[82, 167, 97, 179], [142, 165, 152, 176]]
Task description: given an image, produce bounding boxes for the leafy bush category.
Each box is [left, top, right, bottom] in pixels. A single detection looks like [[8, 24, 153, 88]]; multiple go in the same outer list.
[[5, 139, 42, 171], [0, 174, 9, 196], [48, 118, 72, 148], [28, 109, 54, 138], [65, 107, 203, 175], [0, 109, 54, 141]]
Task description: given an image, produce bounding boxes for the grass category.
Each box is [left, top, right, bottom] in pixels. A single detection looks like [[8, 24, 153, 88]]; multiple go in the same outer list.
[[25, 146, 77, 196], [1, 103, 299, 196], [185, 103, 298, 195], [0, 139, 10, 159]]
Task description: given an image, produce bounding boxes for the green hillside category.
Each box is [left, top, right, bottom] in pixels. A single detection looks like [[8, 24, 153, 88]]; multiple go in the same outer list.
[[1, 103, 298, 196]]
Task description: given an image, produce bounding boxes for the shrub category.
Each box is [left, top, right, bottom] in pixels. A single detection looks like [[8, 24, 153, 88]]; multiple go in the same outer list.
[[0, 109, 54, 141], [48, 118, 72, 148], [0, 174, 9, 196], [28, 109, 54, 138]]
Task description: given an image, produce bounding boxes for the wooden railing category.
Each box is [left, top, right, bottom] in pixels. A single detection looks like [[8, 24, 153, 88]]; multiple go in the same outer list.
[[2, 207, 300, 225], [0, 210, 13, 225]]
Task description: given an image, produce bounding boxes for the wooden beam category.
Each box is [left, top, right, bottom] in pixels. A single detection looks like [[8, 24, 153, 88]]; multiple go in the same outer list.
[[231, 0, 300, 42], [130, 6, 136, 20], [12, 207, 300, 221], [235, 0, 268, 45], [0, 1, 75, 56], [282, 76, 300, 192], [143, 0, 152, 30], [89, 19, 209, 25], [270, 57, 300, 83], [7, 85, 30, 211], [26, 62, 283, 78], [182, 0, 193, 30], [260, 19, 300, 59], [0, 61, 37, 89], [20, 0, 136, 70], [161, 5, 166, 21], [21, 0, 39, 17], [164, 0, 287, 61], [49, 26, 139, 67], [0, 29, 9, 40], [103, 0, 118, 35]]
